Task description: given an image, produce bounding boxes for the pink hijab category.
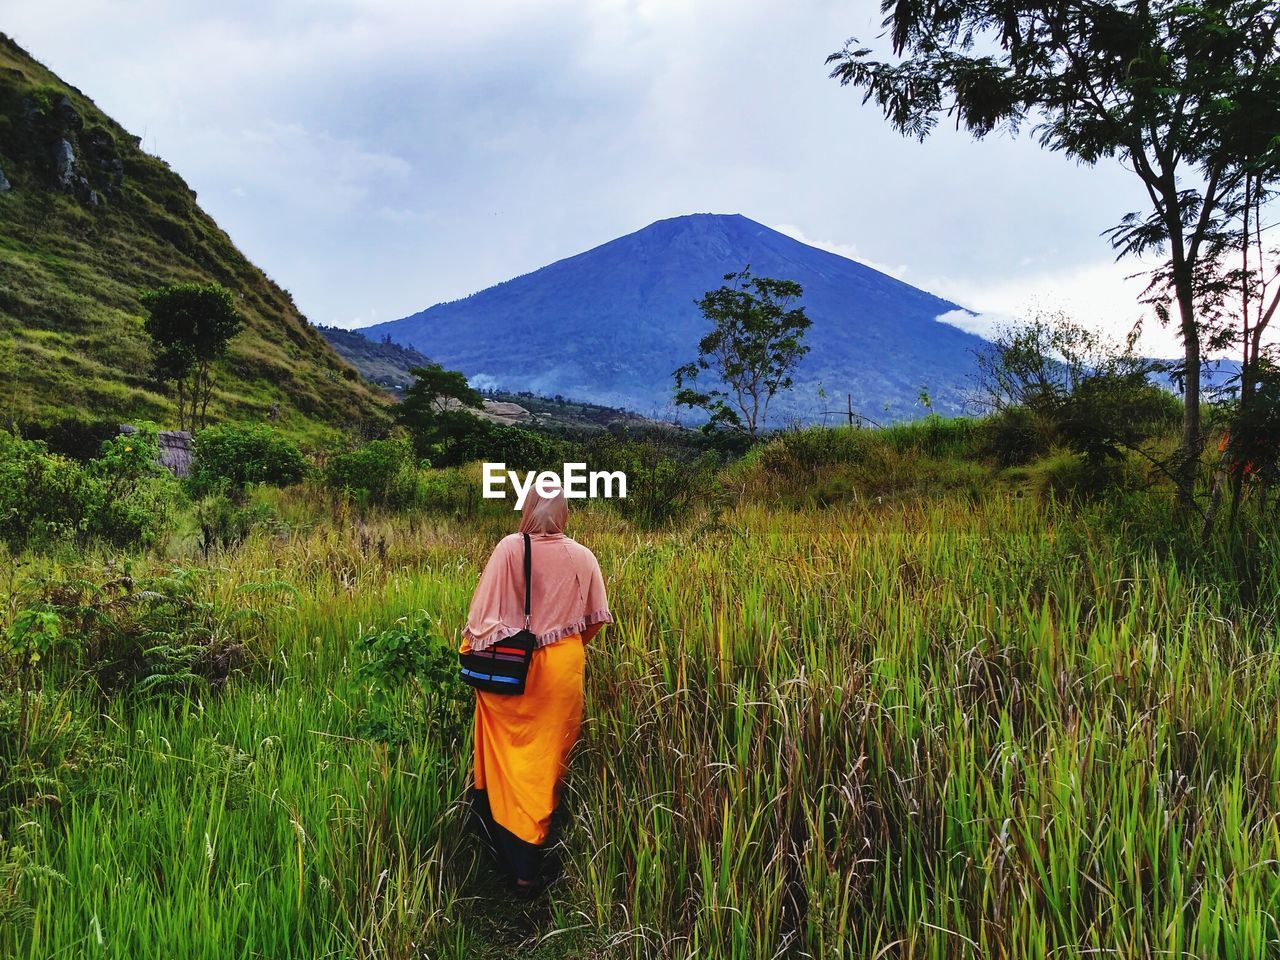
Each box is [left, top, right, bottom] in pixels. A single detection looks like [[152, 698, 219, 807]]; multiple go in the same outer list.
[[463, 487, 612, 652]]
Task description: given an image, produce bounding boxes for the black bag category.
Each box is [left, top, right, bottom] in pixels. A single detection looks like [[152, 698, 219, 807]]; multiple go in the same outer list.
[[459, 533, 536, 695]]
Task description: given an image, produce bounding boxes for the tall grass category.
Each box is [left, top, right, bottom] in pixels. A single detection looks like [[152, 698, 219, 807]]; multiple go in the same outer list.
[[2, 484, 1279, 957]]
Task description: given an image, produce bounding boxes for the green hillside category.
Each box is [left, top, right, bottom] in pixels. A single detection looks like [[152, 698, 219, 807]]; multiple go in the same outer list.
[[0, 34, 389, 442], [315, 324, 434, 393]]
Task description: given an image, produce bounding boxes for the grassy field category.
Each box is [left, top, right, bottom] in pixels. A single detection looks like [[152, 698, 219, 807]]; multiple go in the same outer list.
[[2, 458, 1279, 959]]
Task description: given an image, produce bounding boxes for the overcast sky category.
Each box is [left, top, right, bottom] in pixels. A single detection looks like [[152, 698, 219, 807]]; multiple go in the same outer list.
[[10, 0, 1187, 353]]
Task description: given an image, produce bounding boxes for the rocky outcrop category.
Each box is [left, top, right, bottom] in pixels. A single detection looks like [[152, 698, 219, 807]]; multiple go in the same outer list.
[[480, 400, 533, 425], [21, 92, 122, 205], [117, 425, 194, 478]]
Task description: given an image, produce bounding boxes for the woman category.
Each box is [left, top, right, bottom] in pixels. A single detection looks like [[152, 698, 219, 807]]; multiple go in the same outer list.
[[461, 486, 611, 889]]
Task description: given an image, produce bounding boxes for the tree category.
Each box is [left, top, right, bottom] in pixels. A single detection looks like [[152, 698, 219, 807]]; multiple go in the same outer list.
[[975, 313, 1172, 466], [828, 0, 1280, 506], [673, 268, 812, 436], [394, 363, 485, 462], [141, 283, 243, 431]]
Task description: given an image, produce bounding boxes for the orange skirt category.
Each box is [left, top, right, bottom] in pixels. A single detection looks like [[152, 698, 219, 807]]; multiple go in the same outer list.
[[468, 634, 585, 845]]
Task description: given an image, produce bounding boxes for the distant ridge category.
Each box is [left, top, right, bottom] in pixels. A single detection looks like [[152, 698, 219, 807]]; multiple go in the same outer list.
[[366, 213, 990, 422]]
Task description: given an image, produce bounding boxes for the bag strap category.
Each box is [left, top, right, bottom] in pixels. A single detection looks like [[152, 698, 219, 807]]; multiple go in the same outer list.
[[522, 532, 532, 630]]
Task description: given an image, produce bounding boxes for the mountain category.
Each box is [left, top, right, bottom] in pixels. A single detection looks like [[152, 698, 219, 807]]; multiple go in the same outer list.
[[315, 324, 434, 394], [366, 213, 990, 423], [0, 35, 388, 441]]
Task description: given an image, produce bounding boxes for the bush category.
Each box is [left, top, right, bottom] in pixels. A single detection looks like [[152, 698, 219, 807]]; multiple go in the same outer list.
[[0, 426, 178, 550], [84, 427, 181, 548], [192, 423, 306, 491], [195, 492, 283, 555], [9, 568, 248, 703], [0, 431, 94, 548], [439, 418, 569, 471], [586, 436, 724, 528], [324, 437, 417, 506], [19, 417, 122, 463], [977, 406, 1050, 467], [1025, 450, 1145, 503], [733, 424, 991, 507]]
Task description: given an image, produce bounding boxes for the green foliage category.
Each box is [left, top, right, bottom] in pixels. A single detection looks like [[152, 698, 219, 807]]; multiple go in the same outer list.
[[0, 426, 177, 550], [84, 425, 180, 547], [977, 405, 1049, 467], [1023, 449, 1146, 503], [828, 0, 1280, 495], [141, 282, 244, 431], [324, 437, 418, 506], [976, 316, 1169, 466], [191, 422, 306, 491], [394, 362, 484, 461], [194, 492, 283, 556], [674, 268, 812, 435], [354, 611, 466, 747], [736, 422, 992, 507], [439, 417, 568, 471], [18, 417, 122, 463], [1220, 353, 1280, 502], [15, 568, 249, 702], [589, 437, 725, 529]]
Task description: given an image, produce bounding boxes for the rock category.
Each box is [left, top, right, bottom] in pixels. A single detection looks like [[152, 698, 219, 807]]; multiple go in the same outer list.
[[0, 165, 9, 193], [53, 94, 82, 131], [481, 400, 533, 424], [117, 425, 194, 477], [53, 138, 77, 190], [158, 430, 194, 478]]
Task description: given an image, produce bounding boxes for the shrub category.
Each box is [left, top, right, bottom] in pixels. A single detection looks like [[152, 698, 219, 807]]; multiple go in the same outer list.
[[976, 315, 1168, 465], [440, 419, 569, 471], [0, 426, 177, 550], [354, 611, 467, 747], [1026, 450, 1145, 503], [12, 568, 249, 703], [192, 423, 306, 491], [586, 437, 724, 528], [324, 437, 417, 506], [19, 417, 122, 463], [85, 426, 181, 548], [194, 492, 284, 555], [0, 431, 94, 548], [733, 424, 991, 507], [977, 406, 1050, 467]]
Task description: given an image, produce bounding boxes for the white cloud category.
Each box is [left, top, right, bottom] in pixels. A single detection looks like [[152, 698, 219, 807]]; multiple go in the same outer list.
[[771, 223, 910, 280]]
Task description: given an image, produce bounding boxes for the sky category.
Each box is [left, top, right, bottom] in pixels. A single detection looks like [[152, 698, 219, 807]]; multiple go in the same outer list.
[[8, 0, 1189, 354]]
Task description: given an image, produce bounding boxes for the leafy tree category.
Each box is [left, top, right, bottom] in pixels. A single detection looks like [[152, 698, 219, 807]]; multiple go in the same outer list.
[[394, 363, 485, 462], [828, 0, 1280, 505], [975, 314, 1172, 466], [141, 283, 243, 431], [674, 268, 812, 436]]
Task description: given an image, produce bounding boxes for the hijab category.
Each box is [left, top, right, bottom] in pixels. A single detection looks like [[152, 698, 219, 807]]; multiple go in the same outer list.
[[463, 486, 611, 652]]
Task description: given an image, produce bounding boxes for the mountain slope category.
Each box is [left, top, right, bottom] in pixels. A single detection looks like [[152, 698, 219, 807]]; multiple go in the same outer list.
[[0, 34, 388, 440], [367, 213, 989, 422], [315, 324, 434, 394]]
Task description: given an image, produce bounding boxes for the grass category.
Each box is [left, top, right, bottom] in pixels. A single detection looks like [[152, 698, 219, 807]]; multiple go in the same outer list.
[[2, 466, 1278, 958]]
